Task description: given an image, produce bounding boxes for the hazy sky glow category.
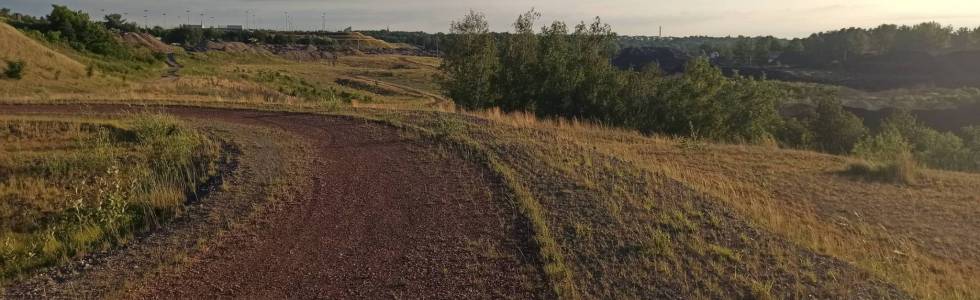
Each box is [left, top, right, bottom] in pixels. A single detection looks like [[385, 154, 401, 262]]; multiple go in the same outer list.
[[4, 0, 980, 37]]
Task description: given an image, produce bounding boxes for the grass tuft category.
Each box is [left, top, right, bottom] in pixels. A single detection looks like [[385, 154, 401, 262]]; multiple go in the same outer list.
[[0, 113, 223, 281]]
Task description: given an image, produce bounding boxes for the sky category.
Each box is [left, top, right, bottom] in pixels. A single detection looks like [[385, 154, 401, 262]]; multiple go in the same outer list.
[[4, 0, 980, 37]]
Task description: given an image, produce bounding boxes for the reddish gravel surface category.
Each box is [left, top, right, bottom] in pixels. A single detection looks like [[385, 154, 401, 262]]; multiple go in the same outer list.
[[1, 105, 545, 299]]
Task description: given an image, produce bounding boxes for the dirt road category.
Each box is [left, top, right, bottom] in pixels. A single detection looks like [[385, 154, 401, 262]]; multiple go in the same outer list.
[[1, 105, 546, 299]]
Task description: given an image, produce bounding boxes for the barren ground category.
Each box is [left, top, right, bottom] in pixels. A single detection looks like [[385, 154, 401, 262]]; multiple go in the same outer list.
[[1, 105, 547, 299]]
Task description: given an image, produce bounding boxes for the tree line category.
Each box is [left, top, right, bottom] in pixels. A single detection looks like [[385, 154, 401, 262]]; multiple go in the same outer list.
[[619, 22, 980, 68], [441, 10, 781, 143], [441, 10, 980, 174], [791, 22, 980, 67]]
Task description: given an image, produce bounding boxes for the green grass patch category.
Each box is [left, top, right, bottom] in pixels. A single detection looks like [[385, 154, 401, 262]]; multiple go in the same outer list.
[[0, 113, 223, 281]]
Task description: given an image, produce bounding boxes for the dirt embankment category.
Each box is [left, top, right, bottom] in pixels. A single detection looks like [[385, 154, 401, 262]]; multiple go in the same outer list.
[[120, 32, 178, 54], [1, 105, 548, 299]]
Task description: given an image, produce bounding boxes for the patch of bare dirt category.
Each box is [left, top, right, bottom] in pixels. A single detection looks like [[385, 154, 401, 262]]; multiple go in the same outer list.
[[0, 105, 547, 299]]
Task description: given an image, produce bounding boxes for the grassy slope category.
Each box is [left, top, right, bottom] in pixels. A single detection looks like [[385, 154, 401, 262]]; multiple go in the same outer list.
[[0, 23, 86, 79], [0, 22, 95, 96], [364, 109, 915, 299], [598, 134, 980, 299], [0, 22, 170, 99]]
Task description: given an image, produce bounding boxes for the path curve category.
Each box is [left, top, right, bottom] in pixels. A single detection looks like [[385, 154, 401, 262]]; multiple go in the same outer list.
[[0, 105, 546, 299]]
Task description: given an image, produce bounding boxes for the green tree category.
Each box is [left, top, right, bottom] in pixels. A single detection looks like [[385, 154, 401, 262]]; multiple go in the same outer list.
[[895, 22, 952, 52], [810, 97, 868, 154], [652, 58, 729, 139], [535, 21, 575, 117], [881, 110, 971, 171], [842, 29, 870, 62], [496, 9, 541, 112], [717, 77, 780, 142], [440, 11, 499, 109], [963, 126, 980, 170], [566, 17, 621, 120], [165, 26, 204, 46], [952, 27, 977, 50], [870, 24, 898, 54], [103, 13, 138, 32], [46, 5, 128, 57], [732, 38, 755, 65]]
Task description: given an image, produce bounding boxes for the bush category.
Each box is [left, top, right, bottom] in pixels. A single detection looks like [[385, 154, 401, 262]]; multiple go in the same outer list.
[[882, 110, 974, 171], [775, 117, 813, 148], [643, 59, 780, 142], [3, 60, 25, 79], [963, 126, 980, 170], [813, 98, 868, 154], [45, 5, 131, 59], [849, 128, 919, 184]]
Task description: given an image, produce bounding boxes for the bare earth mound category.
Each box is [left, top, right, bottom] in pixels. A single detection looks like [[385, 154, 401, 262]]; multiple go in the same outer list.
[[120, 32, 177, 54]]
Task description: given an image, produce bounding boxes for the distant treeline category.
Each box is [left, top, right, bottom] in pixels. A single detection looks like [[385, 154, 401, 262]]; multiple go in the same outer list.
[[2, 6, 376, 50], [621, 22, 980, 68], [157, 27, 342, 47]]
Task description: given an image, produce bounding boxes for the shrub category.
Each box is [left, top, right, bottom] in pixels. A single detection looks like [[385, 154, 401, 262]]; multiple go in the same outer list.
[[44, 5, 132, 59], [850, 128, 919, 184], [810, 97, 868, 154], [882, 110, 973, 171], [963, 126, 980, 170], [3, 60, 25, 80], [775, 117, 813, 148]]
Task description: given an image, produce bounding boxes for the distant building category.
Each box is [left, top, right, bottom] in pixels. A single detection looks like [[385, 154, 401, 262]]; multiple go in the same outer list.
[[181, 24, 202, 29], [225, 25, 243, 31]]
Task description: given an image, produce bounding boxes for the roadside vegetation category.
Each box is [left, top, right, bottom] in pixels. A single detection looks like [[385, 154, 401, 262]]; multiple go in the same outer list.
[[0, 113, 222, 281]]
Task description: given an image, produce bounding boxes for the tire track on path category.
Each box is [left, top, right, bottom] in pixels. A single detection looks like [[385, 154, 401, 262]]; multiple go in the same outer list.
[[1, 105, 547, 299]]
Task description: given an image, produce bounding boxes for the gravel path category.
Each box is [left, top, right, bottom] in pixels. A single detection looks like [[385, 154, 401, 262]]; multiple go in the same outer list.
[[1, 105, 546, 299]]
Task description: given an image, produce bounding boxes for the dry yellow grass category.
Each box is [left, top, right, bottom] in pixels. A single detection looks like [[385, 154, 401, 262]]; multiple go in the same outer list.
[[0, 23, 87, 81], [0, 24, 445, 110], [457, 108, 980, 299], [359, 108, 911, 298]]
